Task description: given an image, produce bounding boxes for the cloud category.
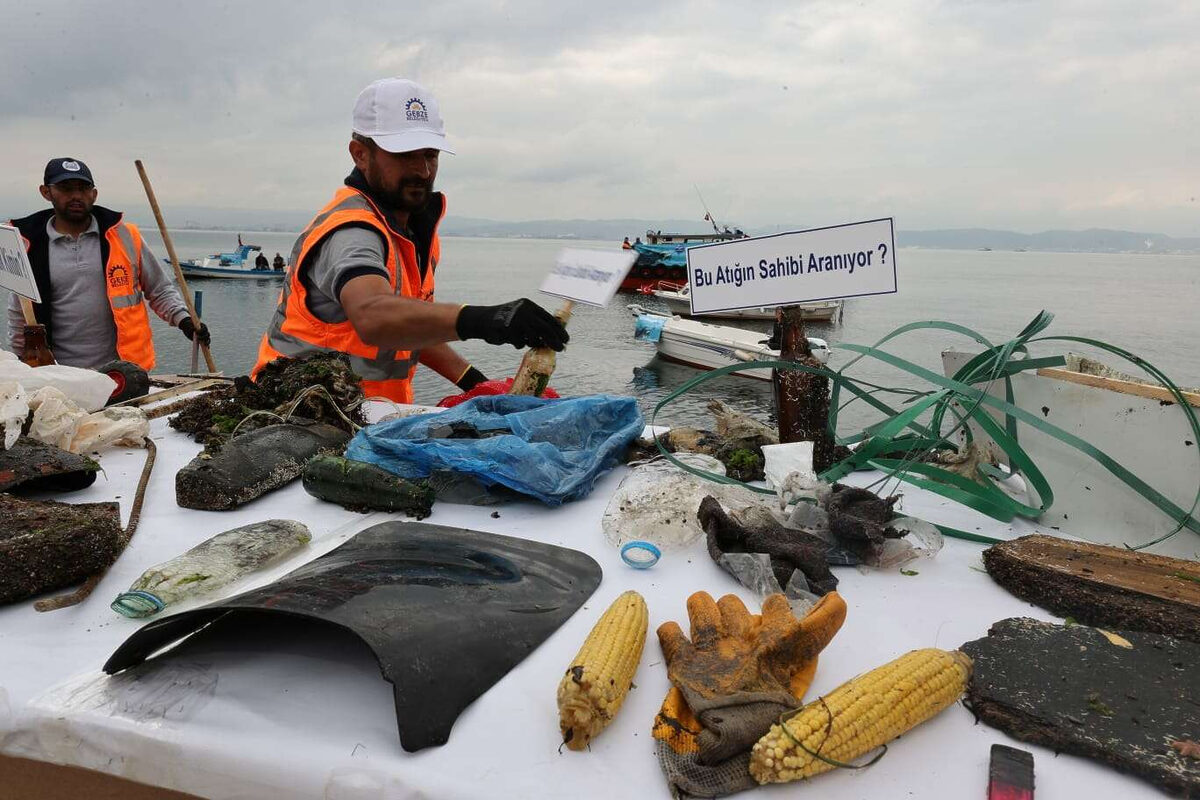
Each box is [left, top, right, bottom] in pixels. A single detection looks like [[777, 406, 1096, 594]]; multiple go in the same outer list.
[[0, 0, 1196, 235]]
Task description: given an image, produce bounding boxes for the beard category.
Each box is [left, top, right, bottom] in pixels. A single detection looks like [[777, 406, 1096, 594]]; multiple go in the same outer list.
[[56, 199, 93, 224], [371, 177, 432, 213]]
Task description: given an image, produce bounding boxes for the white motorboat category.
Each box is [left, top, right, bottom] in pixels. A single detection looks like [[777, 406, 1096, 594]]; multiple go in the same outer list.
[[630, 305, 828, 381], [641, 281, 843, 322], [179, 242, 286, 280]]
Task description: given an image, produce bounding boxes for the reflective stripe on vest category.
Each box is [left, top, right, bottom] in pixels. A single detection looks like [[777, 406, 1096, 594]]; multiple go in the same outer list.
[[105, 221, 156, 370], [251, 187, 440, 404]]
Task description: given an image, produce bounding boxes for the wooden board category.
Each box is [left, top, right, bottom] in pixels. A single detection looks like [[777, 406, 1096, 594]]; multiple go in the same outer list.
[[117, 378, 226, 408], [0, 753, 201, 800], [962, 617, 1200, 797], [984, 534, 1200, 643]]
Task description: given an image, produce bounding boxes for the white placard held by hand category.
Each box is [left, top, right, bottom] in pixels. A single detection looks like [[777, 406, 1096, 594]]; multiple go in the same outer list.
[[539, 248, 636, 307], [0, 224, 40, 303], [686, 217, 896, 315]]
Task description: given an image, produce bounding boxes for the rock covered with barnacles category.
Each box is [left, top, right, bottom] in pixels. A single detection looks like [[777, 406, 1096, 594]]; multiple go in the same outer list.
[[0, 494, 122, 604], [169, 353, 367, 446]]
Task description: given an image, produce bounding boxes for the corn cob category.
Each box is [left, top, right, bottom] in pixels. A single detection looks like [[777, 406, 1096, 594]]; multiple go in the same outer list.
[[557, 590, 648, 750], [750, 648, 972, 784]]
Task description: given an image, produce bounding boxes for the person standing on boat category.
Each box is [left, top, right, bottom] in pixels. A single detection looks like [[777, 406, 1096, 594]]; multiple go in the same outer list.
[[254, 251, 270, 270], [622, 236, 632, 250], [6, 158, 210, 370], [252, 77, 567, 403], [272, 253, 285, 271]]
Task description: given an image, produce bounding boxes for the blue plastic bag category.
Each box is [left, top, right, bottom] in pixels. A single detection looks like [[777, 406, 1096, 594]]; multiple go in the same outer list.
[[346, 395, 644, 506]]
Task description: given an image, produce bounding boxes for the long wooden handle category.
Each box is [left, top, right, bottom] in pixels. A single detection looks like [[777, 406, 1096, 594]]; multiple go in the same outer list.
[[18, 296, 36, 325], [134, 159, 217, 373], [556, 300, 575, 325]]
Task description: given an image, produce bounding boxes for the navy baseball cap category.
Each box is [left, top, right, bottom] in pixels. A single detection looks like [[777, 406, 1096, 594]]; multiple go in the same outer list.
[[43, 158, 94, 186]]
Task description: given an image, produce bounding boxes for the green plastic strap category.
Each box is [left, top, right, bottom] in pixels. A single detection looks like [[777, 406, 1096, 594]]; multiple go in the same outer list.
[[646, 312, 1199, 551]]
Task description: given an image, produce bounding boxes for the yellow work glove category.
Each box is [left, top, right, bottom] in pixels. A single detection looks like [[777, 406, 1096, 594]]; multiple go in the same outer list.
[[651, 591, 846, 798]]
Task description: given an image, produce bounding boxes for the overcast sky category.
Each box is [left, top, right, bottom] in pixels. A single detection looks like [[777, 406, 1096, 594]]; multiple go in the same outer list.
[[1, 0, 1196, 235]]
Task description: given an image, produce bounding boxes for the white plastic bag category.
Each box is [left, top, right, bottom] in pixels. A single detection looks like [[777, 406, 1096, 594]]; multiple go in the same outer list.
[[0, 380, 28, 449], [0, 350, 115, 411], [71, 406, 150, 452], [26, 386, 86, 451]]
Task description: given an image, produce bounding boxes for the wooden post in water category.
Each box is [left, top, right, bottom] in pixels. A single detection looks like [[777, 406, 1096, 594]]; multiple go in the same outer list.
[[772, 304, 836, 472]]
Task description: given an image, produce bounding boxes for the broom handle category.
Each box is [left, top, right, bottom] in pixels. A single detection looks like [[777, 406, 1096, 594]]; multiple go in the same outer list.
[[134, 159, 217, 373]]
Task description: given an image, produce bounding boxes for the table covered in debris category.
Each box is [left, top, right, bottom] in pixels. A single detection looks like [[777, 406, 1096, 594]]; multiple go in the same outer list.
[[0, 403, 1175, 799]]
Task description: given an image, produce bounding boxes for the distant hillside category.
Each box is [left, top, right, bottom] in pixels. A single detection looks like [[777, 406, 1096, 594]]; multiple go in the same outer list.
[[897, 228, 1200, 254], [439, 217, 710, 241], [10, 202, 1195, 253]]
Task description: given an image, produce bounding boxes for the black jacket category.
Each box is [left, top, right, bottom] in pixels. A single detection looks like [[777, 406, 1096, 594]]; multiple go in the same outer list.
[[9, 205, 126, 348]]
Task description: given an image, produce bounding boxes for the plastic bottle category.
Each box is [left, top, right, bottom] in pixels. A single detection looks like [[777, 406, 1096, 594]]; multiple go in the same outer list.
[[509, 302, 573, 397]]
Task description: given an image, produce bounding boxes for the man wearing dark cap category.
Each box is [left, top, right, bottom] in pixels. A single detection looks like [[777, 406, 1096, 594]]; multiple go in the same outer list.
[[6, 158, 209, 370], [252, 77, 567, 403]]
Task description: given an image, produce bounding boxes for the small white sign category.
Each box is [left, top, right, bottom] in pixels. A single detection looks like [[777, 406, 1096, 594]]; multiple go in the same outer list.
[[539, 247, 636, 307], [686, 218, 896, 315], [0, 224, 40, 303]]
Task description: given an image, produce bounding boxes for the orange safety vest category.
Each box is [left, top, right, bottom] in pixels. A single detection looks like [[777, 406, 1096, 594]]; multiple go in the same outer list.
[[102, 222, 157, 370], [11, 208, 157, 370], [251, 187, 442, 403]]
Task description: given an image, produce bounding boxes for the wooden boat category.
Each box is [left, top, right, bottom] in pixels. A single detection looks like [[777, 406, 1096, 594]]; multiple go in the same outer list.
[[620, 228, 745, 293]]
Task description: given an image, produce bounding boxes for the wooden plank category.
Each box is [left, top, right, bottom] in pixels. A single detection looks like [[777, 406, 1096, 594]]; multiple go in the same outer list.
[[962, 617, 1200, 796], [0, 753, 202, 800], [115, 378, 225, 408], [149, 372, 229, 387], [983, 534, 1200, 643], [1036, 366, 1200, 408]]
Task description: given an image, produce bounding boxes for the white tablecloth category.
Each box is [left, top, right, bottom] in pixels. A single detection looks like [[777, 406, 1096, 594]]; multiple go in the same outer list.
[[0, 405, 1165, 799]]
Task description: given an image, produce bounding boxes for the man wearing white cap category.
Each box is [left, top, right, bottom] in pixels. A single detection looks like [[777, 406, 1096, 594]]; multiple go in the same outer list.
[[252, 77, 567, 403]]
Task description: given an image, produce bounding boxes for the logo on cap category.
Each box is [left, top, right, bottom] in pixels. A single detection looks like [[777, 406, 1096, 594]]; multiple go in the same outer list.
[[405, 98, 429, 122], [62, 160, 81, 172]]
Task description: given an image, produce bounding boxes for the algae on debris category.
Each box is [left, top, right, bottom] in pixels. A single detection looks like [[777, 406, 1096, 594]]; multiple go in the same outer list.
[[170, 353, 367, 446], [0, 494, 122, 604]]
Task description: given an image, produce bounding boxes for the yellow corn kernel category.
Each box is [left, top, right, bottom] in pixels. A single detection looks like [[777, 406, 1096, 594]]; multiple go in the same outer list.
[[556, 590, 648, 751], [750, 648, 972, 784]]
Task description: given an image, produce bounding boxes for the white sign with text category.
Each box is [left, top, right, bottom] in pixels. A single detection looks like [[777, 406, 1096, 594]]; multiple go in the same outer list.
[[0, 224, 39, 302], [539, 248, 636, 307], [686, 218, 896, 315]]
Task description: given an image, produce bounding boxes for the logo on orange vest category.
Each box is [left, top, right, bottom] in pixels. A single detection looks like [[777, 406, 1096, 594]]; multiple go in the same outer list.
[[107, 263, 131, 287], [405, 98, 429, 122]]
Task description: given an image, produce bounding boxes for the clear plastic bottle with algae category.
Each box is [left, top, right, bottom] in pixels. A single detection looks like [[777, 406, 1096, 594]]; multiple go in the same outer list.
[[111, 519, 311, 618], [509, 302, 573, 397]]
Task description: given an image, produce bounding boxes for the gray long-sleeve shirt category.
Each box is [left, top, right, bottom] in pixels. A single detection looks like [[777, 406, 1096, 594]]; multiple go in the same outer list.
[[6, 216, 189, 368]]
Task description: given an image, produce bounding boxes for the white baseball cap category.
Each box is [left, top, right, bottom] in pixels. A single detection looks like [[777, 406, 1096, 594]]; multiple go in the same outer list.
[[352, 77, 455, 154]]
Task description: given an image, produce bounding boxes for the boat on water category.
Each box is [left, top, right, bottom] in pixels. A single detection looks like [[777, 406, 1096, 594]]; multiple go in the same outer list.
[[179, 242, 286, 280], [640, 281, 843, 322], [629, 304, 828, 380], [620, 227, 746, 292]]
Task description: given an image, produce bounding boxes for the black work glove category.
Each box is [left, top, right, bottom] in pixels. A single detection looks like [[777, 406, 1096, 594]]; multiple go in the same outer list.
[[178, 317, 211, 346], [456, 365, 489, 391], [455, 299, 569, 351]]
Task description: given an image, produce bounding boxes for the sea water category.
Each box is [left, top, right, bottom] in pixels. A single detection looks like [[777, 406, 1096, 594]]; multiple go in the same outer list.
[[10, 229, 1200, 429]]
